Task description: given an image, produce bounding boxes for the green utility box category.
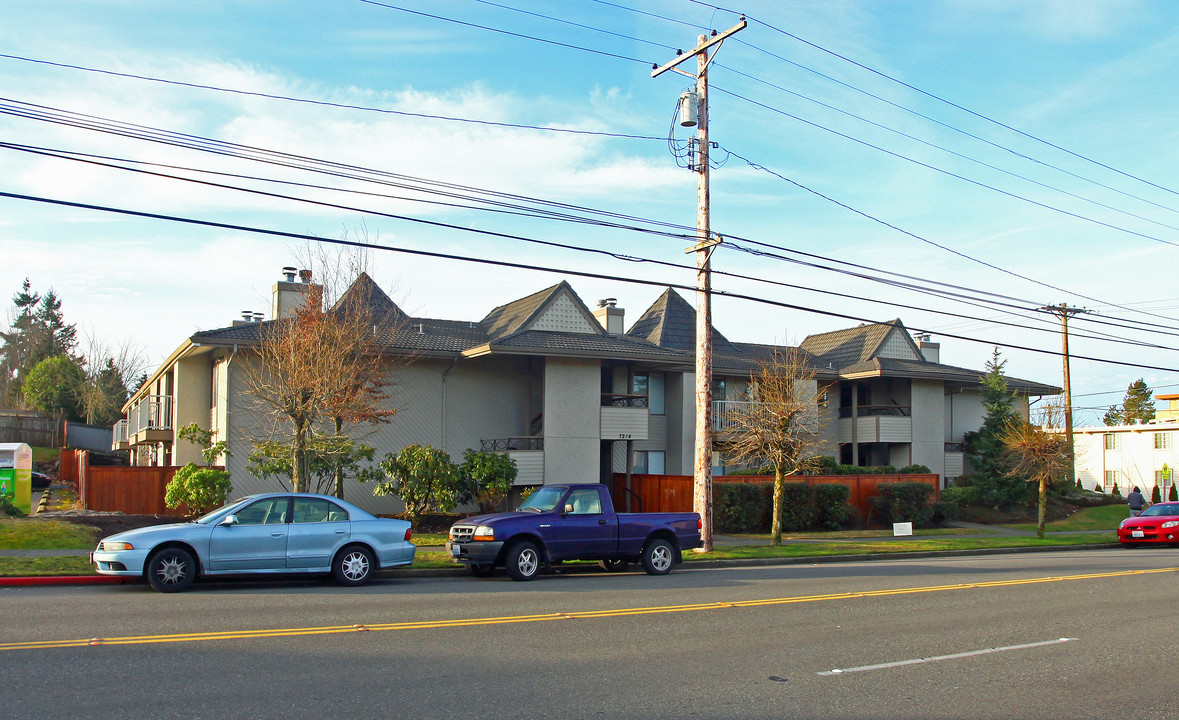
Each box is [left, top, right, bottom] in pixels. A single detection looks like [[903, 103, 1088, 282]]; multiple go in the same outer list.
[[0, 443, 33, 516]]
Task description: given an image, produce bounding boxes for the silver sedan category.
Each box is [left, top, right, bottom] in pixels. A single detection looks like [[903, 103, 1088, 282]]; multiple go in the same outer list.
[[91, 493, 415, 592]]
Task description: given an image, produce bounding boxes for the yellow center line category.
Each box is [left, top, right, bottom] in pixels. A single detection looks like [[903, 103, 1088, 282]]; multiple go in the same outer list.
[[3, 567, 1174, 652]]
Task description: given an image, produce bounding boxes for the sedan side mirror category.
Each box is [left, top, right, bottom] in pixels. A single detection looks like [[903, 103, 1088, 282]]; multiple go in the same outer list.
[[219, 514, 239, 527]]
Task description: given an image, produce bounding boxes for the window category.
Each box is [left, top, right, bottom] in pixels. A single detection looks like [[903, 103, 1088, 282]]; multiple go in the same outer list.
[[1104, 470, 1122, 487], [293, 498, 348, 523], [1104, 434, 1120, 450], [630, 372, 665, 414], [566, 488, 603, 515], [1154, 433, 1171, 450], [632, 450, 665, 475], [235, 498, 289, 525]]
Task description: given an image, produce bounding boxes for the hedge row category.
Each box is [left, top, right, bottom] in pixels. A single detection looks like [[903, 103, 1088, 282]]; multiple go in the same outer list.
[[714, 481, 855, 533], [715, 480, 942, 532]]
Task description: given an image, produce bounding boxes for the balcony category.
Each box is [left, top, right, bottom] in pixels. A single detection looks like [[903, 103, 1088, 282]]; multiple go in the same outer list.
[[481, 437, 544, 485], [838, 405, 912, 444], [600, 393, 649, 441], [125, 395, 174, 446], [713, 400, 761, 433], [111, 419, 130, 451], [944, 442, 965, 478]]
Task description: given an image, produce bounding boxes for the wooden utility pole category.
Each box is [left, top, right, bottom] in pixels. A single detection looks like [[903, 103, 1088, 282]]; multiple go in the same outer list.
[[652, 18, 745, 552], [1041, 303, 1088, 483]]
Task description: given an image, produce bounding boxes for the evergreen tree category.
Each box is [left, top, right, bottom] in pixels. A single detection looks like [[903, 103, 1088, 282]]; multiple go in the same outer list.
[[964, 348, 1029, 508], [1103, 379, 1156, 425], [1121, 379, 1155, 424], [0, 280, 80, 405]]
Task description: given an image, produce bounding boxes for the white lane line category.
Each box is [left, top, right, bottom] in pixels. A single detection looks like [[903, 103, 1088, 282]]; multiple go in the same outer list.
[[818, 637, 1076, 676]]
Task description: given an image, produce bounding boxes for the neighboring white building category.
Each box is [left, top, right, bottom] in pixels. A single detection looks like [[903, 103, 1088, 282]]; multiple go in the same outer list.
[[114, 270, 1059, 514], [1066, 420, 1179, 498]]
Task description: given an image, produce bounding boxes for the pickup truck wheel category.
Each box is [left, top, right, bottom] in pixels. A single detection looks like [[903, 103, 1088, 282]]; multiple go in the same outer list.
[[641, 538, 675, 576], [467, 563, 496, 578], [599, 559, 630, 573], [505, 541, 540, 581]]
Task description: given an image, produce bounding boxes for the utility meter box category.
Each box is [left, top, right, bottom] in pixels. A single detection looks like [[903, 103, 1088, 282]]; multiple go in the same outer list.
[[0, 443, 33, 516]]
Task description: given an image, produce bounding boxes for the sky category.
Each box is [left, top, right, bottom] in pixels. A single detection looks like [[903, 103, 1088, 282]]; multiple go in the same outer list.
[[3, 0, 1179, 425]]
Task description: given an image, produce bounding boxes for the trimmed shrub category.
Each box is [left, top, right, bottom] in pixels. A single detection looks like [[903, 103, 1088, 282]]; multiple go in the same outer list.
[[1151, 485, 1163, 504], [1094, 484, 1103, 493], [897, 464, 932, 475], [812, 483, 852, 530], [1170, 484, 1178, 501], [778, 482, 818, 531], [715, 483, 769, 533], [931, 500, 958, 524], [869, 482, 936, 527], [940, 485, 979, 507]]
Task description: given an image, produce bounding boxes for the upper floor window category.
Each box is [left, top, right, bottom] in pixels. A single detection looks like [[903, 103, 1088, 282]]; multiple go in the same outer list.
[[1104, 434, 1120, 451], [632, 372, 665, 415], [1154, 432, 1171, 450]]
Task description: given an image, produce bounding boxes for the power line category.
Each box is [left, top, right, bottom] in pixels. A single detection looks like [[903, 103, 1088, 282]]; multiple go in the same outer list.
[[5, 187, 1179, 374]]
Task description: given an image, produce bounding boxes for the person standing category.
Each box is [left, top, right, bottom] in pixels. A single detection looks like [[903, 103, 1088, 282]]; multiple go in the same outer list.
[[1127, 486, 1147, 516]]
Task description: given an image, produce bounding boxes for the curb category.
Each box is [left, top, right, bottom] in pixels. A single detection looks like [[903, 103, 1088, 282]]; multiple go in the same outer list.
[[0, 575, 131, 587], [0, 542, 1122, 587]]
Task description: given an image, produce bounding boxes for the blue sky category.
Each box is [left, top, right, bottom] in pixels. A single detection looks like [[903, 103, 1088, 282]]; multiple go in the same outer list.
[[3, 0, 1178, 424]]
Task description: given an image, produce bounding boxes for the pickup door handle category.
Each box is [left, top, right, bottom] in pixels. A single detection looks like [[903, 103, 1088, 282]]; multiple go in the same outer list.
[[598, 519, 607, 525]]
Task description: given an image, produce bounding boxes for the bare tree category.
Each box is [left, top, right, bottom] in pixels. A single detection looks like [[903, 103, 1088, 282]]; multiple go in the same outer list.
[[243, 244, 402, 494], [1002, 401, 1071, 538], [721, 347, 828, 545], [78, 329, 148, 426]]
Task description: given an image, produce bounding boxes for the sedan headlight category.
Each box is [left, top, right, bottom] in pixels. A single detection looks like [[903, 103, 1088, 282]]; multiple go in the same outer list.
[[101, 541, 134, 551], [1119, 519, 1128, 529], [473, 525, 495, 541], [1162, 520, 1179, 529]]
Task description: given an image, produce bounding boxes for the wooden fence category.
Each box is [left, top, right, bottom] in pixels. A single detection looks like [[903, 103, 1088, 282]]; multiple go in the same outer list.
[[0, 412, 60, 448], [612, 473, 940, 519], [65, 449, 199, 516]]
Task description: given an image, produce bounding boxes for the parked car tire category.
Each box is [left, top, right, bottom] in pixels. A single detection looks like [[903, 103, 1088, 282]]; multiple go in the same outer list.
[[598, 559, 630, 573], [505, 541, 540, 581], [640, 538, 674, 576], [333, 545, 375, 586], [146, 547, 197, 593], [467, 563, 496, 578]]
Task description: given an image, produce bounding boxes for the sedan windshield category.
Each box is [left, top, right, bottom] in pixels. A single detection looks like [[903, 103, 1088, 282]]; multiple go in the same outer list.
[[193, 496, 255, 524], [519, 486, 566, 513], [1138, 503, 1179, 517]]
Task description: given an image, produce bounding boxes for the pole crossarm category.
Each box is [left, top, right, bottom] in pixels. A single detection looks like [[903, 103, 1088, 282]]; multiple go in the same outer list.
[[650, 18, 747, 79]]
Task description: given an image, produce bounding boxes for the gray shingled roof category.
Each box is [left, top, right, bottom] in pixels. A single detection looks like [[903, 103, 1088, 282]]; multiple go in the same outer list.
[[186, 275, 1059, 395], [626, 287, 736, 353], [798, 320, 905, 367]]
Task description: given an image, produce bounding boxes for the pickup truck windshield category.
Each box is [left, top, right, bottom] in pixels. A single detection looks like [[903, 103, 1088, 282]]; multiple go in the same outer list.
[[519, 486, 566, 513]]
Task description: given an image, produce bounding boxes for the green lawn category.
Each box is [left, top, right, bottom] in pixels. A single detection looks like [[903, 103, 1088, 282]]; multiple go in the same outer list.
[[0, 520, 101, 550], [1005, 504, 1128, 532]]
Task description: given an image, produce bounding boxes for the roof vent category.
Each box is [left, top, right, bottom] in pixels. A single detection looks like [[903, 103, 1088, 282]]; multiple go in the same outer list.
[[598, 298, 618, 308], [416, 323, 425, 334], [252, 312, 264, 322], [241, 310, 254, 322], [281, 266, 297, 282]]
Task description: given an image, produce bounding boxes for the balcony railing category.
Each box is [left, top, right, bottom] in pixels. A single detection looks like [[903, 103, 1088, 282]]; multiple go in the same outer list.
[[838, 405, 911, 419], [127, 394, 173, 435], [481, 436, 544, 452], [112, 419, 129, 444], [601, 393, 648, 408], [713, 400, 765, 432]]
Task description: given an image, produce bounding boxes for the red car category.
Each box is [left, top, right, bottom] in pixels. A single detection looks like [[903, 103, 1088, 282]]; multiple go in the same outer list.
[[1118, 502, 1179, 547]]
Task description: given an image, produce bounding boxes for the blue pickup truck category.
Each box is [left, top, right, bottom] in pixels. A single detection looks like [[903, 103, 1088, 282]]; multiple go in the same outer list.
[[446, 484, 701, 581]]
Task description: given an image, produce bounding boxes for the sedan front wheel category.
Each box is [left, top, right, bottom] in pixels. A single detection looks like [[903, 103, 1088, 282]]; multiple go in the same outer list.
[[147, 547, 197, 593]]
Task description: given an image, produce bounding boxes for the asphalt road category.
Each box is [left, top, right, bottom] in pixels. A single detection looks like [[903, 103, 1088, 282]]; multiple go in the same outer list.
[[3, 548, 1177, 720]]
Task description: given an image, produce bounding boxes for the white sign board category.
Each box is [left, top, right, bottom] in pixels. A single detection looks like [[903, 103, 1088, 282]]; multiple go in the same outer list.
[[893, 522, 913, 537]]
